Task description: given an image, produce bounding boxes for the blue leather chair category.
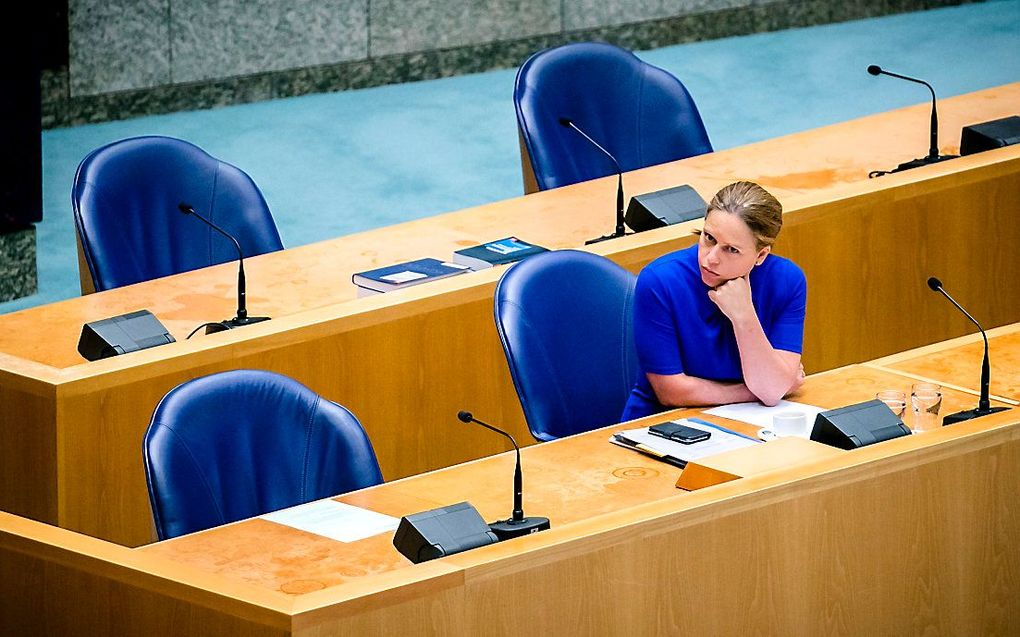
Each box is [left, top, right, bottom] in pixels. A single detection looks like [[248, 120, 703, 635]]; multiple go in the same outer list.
[[143, 369, 383, 540], [514, 42, 712, 192], [494, 250, 639, 441], [72, 135, 284, 292]]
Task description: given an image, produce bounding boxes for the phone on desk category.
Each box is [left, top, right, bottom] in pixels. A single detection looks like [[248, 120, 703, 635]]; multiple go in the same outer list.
[[648, 421, 711, 444]]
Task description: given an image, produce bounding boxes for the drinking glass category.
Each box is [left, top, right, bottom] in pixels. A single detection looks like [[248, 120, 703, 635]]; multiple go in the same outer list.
[[911, 383, 943, 432], [876, 390, 907, 419]]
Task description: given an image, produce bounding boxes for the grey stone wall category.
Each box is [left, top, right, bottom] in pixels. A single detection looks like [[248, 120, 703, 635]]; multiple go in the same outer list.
[[0, 227, 38, 302], [44, 0, 975, 127]]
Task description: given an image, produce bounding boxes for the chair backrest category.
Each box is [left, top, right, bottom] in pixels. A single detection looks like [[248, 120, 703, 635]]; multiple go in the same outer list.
[[494, 250, 639, 441], [143, 369, 383, 540], [73, 135, 284, 292], [514, 42, 712, 192]]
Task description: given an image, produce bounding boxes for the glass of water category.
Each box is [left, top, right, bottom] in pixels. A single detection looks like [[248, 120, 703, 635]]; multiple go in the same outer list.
[[876, 390, 907, 419], [911, 383, 943, 432]]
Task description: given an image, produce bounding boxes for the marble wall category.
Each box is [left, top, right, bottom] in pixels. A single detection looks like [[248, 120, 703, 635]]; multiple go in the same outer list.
[[46, 0, 975, 127], [0, 227, 37, 302]]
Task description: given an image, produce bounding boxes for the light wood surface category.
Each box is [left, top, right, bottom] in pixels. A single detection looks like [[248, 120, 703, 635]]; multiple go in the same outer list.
[[4, 331, 1020, 635], [2, 84, 1020, 546], [868, 322, 1020, 401]]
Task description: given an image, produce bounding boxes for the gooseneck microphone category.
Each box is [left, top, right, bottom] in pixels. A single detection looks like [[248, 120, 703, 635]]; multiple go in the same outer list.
[[866, 65, 957, 176], [178, 203, 270, 334], [926, 276, 1009, 425], [458, 410, 551, 540], [558, 118, 628, 244]]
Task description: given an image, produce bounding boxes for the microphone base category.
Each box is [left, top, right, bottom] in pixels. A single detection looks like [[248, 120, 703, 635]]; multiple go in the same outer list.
[[942, 405, 1010, 426], [488, 516, 551, 541], [585, 231, 630, 245], [871, 154, 958, 177], [205, 315, 271, 334], [894, 154, 958, 172]]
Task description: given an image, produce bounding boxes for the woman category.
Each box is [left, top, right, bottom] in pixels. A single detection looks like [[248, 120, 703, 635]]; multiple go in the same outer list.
[[621, 181, 806, 421]]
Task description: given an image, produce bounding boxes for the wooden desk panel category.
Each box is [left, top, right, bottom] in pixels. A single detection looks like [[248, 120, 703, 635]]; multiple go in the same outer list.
[[4, 355, 1020, 635], [2, 84, 1020, 546], [140, 364, 1010, 594]]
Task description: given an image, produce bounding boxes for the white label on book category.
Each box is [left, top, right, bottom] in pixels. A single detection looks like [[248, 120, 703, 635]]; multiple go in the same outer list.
[[485, 239, 525, 255], [261, 499, 399, 543], [381, 270, 428, 284], [441, 261, 471, 269]]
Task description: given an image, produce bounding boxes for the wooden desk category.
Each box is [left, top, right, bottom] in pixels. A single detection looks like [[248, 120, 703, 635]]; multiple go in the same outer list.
[[3, 84, 1020, 546], [4, 333, 1019, 635], [868, 323, 1020, 401]]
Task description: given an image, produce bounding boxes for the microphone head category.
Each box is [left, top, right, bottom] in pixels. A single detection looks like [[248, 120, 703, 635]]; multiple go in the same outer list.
[[178, 202, 193, 215], [558, 117, 572, 127], [457, 410, 473, 423], [927, 276, 943, 291], [867, 65, 882, 76]]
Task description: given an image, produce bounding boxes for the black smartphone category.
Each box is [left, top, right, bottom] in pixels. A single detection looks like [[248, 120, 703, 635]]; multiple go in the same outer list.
[[648, 421, 711, 444]]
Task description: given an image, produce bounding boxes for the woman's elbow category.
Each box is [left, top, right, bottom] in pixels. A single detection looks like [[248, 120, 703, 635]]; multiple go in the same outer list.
[[748, 382, 788, 407], [750, 369, 803, 407]]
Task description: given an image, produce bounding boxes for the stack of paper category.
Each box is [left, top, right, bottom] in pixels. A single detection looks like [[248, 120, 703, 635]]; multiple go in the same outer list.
[[262, 499, 399, 543], [610, 418, 760, 468], [703, 400, 826, 438]]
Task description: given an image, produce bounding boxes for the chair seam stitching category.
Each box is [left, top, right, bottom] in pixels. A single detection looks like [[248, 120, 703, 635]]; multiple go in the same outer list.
[[208, 163, 222, 263], [301, 396, 321, 502], [499, 298, 572, 435], [157, 422, 228, 526], [636, 65, 648, 167]]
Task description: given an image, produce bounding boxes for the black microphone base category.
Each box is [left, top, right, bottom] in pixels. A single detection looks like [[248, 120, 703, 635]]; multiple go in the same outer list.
[[871, 154, 958, 177], [585, 230, 630, 245], [205, 315, 271, 334], [893, 154, 958, 172], [942, 405, 1010, 426], [488, 516, 551, 541]]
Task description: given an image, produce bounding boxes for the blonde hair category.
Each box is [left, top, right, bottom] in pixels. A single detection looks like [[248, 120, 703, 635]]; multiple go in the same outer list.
[[707, 181, 783, 249]]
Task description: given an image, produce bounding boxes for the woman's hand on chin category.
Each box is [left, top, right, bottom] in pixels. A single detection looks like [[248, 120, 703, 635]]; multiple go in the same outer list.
[[708, 276, 755, 324]]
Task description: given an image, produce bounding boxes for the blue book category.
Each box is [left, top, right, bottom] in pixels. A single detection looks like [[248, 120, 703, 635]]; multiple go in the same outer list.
[[452, 237, 548, 270], [353, 258, 471, 294]]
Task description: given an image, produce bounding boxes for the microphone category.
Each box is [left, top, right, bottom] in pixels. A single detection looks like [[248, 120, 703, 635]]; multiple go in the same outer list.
[[457, 410, 551, 540], [178, 203, 270, 333], [558, 117, 628, 244], [925, 276, 1009, 425], [866, 65, 957, 176]]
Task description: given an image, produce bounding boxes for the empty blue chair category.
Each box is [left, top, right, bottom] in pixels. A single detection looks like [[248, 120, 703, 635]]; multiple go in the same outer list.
[[143, 369, 383, 540], [73, 135, 284, 292], [514, 42, 712, 192], [494, 250, 639, 441]]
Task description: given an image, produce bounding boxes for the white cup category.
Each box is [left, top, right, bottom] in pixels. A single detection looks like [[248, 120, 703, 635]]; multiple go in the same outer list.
[[773, 411, 807, 437]]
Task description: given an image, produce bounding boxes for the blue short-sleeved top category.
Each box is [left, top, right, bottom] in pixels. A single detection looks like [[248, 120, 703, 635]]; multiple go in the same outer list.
[[621, 244, 807, 421]]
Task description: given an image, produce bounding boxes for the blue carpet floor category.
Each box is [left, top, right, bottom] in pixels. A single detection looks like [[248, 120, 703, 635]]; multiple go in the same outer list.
[[5, 0, 1019, 314]]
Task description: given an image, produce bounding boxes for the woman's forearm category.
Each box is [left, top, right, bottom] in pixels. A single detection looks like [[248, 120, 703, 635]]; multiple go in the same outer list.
[[647, 372, 759, 408], [730, 315, 801, 406]]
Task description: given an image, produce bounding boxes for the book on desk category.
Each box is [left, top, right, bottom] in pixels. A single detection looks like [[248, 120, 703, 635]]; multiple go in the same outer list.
[[353, 258, 472, 296], [452, 237, 548, 270]]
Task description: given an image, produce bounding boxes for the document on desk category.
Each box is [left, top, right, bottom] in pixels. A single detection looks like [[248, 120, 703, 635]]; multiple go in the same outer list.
[[704, 400, 826, 433], [262, 499, 399, 542], [611, 418, 760, 467]]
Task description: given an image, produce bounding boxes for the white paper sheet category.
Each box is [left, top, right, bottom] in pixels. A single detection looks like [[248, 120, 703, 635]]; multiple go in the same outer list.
[[261, 499, 399, 543], [703, 400, 827, 437]]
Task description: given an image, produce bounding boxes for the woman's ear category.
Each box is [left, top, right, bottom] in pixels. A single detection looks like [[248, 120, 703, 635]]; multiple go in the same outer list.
[[754, 246, 771, 267]]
